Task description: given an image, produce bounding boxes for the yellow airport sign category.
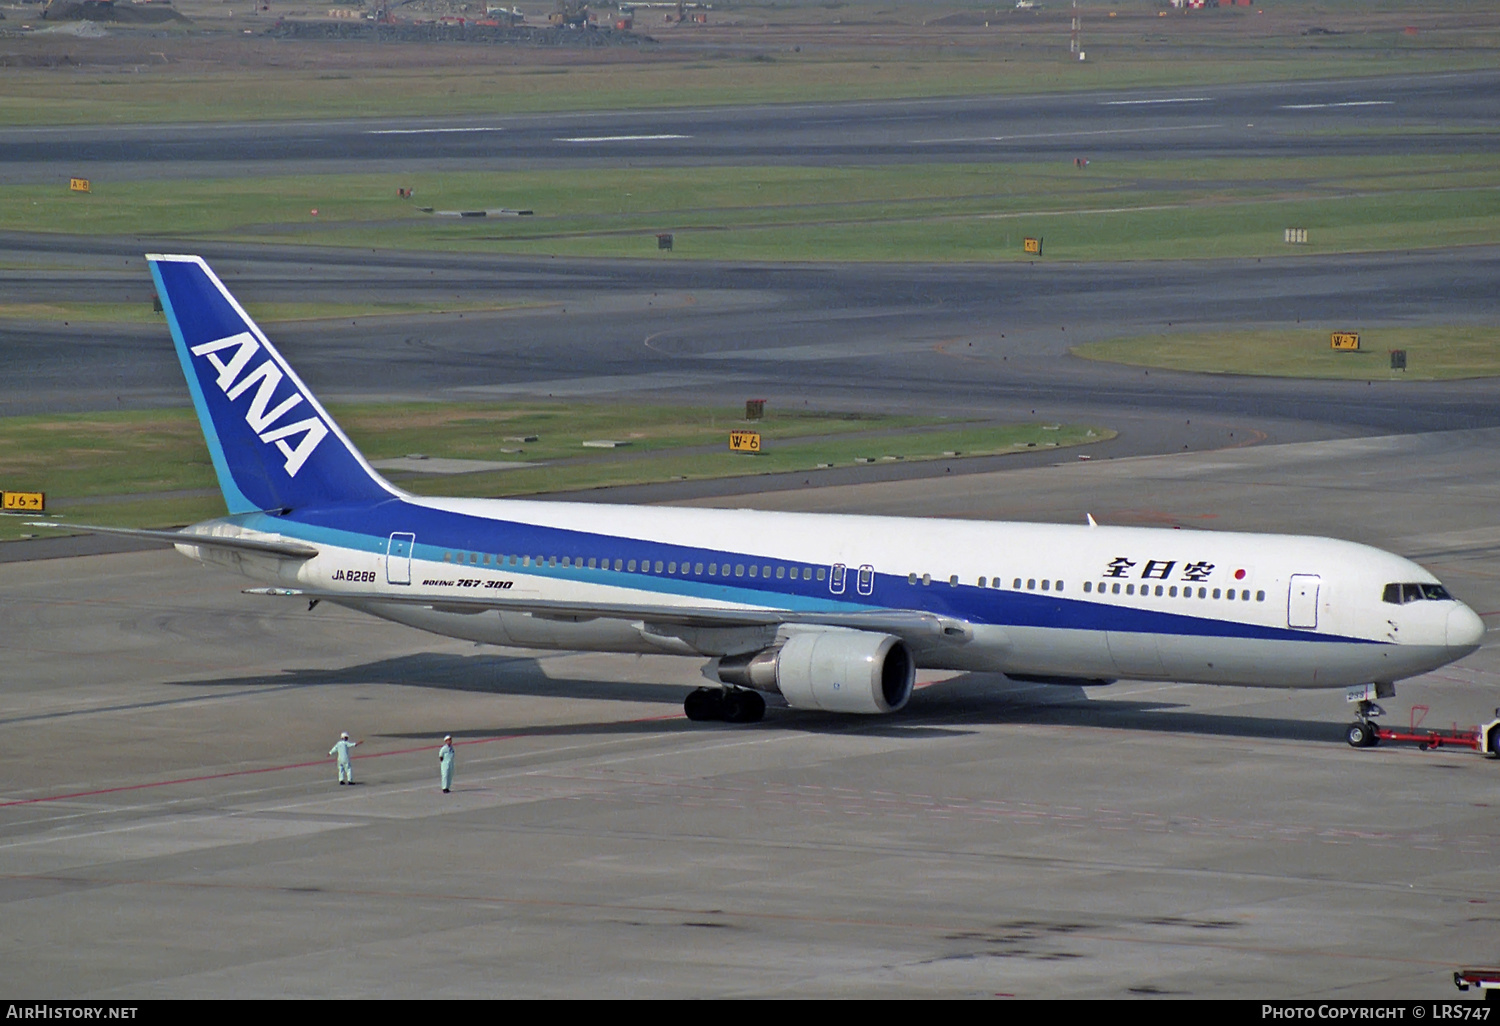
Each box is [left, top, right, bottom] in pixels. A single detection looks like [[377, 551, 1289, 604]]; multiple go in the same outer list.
[[729, 430, 762, 454], [70, 178, 91, 193], [2, 491, 45, 512], [1331, 331, 1361, 351], [1023, 236, 1043, 255]]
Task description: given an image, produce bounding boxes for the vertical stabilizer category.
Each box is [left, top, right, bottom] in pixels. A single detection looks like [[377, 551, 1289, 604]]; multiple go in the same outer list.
[[148, 254, 397, 514]]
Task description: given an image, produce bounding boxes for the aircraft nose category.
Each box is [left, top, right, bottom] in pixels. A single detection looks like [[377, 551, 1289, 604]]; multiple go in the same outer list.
[[1447, 604, 1486, 652]]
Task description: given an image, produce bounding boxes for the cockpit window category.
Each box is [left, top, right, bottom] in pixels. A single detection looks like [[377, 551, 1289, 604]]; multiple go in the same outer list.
[[1383, 582, 1452, 604]]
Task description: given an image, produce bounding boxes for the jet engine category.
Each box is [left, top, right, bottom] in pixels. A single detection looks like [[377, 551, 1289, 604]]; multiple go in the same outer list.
[[716, 629, 915, 714]]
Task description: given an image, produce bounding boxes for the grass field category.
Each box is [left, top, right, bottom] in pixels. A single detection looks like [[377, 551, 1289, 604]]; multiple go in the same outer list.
[[0, 403, 1110, 541], [8, 157, 1498, 263], [1071, 325, 1500, 380], [2, 0, 1496, 126]]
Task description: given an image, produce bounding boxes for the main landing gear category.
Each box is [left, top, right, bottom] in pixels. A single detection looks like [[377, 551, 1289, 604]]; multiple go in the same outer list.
[[1346, 697, 1388, 748], [684, 686, 766, 724]]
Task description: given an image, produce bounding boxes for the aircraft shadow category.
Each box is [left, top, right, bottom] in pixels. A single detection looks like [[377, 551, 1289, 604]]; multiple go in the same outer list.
[[901, 673, 1349, 745], [164, 652, 694, 705], [164, 656, 1349, 746]]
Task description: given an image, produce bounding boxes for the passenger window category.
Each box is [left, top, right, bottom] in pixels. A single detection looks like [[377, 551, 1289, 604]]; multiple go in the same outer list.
[[1112, 583, 1121, 595], [1040, 580, 1049, 591], [1212, 588, 1221, 599], [909, 573, 918, 585], [1154, 585, 1163, 597], [749, 565, 758, 578], [1056, 581, 1063, 592], [1126, 584, 1134, 595], [1027, 579, 1036, 590], [922, 573, 931, 587], [654, 561, 664, 573], [777, 566, 786, 579], [694, 563, 704, 575], [816, 568, 826, 581], [1256, 590, 1265, 601], [1168, 586, 1177, 597], [708, 564, 716, 576], [978, 576, 987, 588], [949, 574, 959, 587], [1084, 581, 1093, 593], [627, 560, 636, 571], [1013, 578, 1022, 589]]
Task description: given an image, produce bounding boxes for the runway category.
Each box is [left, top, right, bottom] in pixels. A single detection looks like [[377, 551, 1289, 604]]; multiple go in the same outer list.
[[2, 429, 1497, 998], [1, 70, 1496, 181]]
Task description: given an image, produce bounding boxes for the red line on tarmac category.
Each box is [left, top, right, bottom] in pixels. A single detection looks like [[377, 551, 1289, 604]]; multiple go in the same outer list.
[[0, 712, 683, 808]]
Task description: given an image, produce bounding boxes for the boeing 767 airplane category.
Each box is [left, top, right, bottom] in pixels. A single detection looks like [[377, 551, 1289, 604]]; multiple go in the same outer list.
[[44, 255, 1486, 743]]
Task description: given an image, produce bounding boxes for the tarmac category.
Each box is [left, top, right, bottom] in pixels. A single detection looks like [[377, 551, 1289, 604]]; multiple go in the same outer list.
[[1, 428, 1497, 998]]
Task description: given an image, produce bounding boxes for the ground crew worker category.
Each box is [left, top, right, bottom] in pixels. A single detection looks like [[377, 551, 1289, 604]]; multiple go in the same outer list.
[[439, 735, 455, 793], [330, 732, 360, 785]]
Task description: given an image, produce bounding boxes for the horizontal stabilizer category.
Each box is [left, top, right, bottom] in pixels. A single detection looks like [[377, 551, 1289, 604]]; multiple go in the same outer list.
[[30, 522, 318, 559]]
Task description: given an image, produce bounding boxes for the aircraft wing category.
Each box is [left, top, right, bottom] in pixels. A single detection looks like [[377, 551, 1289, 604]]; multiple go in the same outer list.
[[244, 586, 970, 640], [29, 523, 319, 559]]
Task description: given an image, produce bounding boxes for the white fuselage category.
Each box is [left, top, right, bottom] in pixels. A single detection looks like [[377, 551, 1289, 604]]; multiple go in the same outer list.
[[181, 496, 1486, 691]]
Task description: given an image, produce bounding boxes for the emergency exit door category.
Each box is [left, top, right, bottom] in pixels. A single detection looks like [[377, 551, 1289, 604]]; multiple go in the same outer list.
[[1287, 574, 1320, 629], [387, 532, 415, 586]]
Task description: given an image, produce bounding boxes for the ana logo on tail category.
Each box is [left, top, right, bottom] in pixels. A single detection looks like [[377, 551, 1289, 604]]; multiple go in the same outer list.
[[190, 331, 329, 477]]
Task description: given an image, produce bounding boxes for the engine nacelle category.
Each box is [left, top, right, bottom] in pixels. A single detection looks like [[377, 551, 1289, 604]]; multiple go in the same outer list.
[[717, 629, 915, 715]]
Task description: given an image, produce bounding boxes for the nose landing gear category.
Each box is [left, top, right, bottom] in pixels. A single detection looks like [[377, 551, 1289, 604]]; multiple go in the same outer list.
[[684, 686, 766, 724], [1345, 683, 1394, 748]]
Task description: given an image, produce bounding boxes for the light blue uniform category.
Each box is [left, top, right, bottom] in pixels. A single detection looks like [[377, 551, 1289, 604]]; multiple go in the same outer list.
[[439, 741, 455, 793], [330, 737, 359, 784]]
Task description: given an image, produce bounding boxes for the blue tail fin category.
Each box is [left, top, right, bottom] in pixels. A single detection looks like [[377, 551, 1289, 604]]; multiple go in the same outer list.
[[148, 254, 397, 514]]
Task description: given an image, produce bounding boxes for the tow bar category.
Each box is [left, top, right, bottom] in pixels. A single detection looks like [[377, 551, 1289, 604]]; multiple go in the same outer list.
[[1355, 704, 1500, 756]]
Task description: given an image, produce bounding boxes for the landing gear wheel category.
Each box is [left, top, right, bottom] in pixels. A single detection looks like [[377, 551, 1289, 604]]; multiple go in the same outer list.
[[1346, 721, 1378, 748], [722, 689, 766, 724], [684, 687, 726, 722]]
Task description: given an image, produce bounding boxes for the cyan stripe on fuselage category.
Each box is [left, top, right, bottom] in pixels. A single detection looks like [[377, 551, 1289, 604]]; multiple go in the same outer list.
[[255, 498, 1382, 647]]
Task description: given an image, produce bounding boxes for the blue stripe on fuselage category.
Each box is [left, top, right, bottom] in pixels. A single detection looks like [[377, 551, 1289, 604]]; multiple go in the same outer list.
[[248, 498, 1382, 646]]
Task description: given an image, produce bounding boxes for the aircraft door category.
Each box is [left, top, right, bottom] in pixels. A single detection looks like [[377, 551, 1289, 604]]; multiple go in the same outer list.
[[856, 564, 875, 596], [1287, 574, 1320, 629], [829, 564, 847, 595], [387, 532, 415, 586]]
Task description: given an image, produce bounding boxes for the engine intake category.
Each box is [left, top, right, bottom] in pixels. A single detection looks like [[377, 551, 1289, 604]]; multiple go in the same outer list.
[[717, 629, 914, 715]]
